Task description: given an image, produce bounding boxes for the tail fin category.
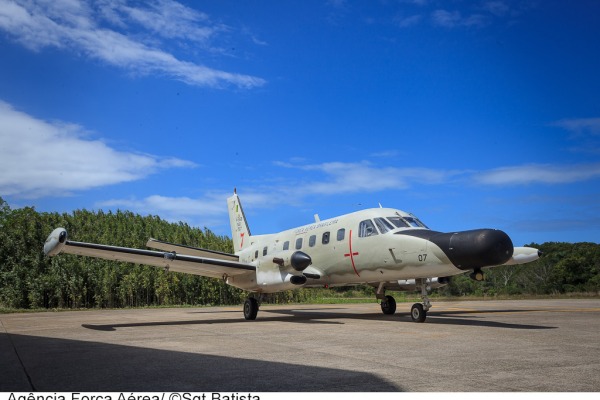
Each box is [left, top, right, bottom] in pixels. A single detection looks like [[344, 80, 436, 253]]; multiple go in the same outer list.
[[227, 190, 251, 253]]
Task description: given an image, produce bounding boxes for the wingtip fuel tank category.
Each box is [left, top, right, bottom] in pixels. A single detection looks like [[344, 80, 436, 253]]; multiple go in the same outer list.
[[43, 227, 68, 256]]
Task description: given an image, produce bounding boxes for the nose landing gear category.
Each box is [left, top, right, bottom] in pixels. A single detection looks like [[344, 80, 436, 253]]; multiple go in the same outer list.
[[411, 278, 432, 323]]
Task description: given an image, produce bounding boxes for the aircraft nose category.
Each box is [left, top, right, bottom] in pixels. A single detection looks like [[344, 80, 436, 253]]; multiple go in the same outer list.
[[429, 229, 514, 270]]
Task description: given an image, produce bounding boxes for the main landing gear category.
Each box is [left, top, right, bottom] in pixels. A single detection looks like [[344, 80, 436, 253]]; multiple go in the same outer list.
[[376, 283, 397, 315], [380, 295, 397, 315], [243, 297, 259, 320], [376, 280, 432, 323]]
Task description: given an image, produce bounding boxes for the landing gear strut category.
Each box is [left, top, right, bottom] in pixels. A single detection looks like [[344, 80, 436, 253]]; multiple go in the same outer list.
[[411, 278, 432, 323]]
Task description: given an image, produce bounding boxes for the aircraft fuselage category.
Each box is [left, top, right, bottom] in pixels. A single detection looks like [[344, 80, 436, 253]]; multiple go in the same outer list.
[[226, 207, 509, 293]]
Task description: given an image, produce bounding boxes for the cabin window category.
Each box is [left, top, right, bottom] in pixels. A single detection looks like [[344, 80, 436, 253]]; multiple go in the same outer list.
[[254, 250, 258, 259], [263, 246, 268, 256], [295, 237, 303, 250], [283, 241, 290, 251], [309, 235, 316, 247], [337, 228, 345, 241], [387, 216, 409, 228], [374, 217, 394, 234], [358, 219, 378, 237], [322, 231, 330, 245]]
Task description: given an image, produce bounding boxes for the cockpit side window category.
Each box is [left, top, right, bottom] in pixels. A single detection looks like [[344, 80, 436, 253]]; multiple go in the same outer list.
[[387, 216, 409, 228], [409, 214, 429, 229], [358, 219, 379, 237], [404, 217, 425, 228], [374, 217, 394, 234]]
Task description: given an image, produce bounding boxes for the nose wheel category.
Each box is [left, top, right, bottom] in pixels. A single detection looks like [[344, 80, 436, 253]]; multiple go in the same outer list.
[[411, 278, 432, 323], [411, 303, 427, 322]]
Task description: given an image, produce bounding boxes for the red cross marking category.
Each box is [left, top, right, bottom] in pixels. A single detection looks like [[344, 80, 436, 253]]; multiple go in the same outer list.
[[343, 229, 360, 277]]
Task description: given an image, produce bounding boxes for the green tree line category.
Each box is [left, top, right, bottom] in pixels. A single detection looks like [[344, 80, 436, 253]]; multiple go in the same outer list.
[[438, 241, 600, 297], [0, 197, 598, 310], [0, 197, 244, 309]]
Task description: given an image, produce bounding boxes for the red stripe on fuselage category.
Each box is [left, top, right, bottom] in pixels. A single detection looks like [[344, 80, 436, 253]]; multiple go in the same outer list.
[[344, 229, 360, 277]]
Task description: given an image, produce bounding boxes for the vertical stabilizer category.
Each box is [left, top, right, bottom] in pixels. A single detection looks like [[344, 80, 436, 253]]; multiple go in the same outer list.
[[227, 190, 252, 253]]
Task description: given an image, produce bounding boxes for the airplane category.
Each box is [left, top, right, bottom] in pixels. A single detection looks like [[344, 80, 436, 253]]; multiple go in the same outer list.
[[43, 190, 541, 322]]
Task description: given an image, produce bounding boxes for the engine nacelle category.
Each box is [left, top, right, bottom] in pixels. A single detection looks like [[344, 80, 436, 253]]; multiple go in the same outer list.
[[43, 228, 68, 256], [256, 270, 307, 292], [290, 251, 312, 271], [272, 251, 312, 272]]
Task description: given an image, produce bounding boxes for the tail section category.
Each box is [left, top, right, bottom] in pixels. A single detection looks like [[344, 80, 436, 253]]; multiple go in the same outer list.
[[227, 190, 252, 253]]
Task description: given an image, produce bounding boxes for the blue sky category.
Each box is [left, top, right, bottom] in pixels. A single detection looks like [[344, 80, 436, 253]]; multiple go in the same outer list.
[[1, 0, 599, 246]]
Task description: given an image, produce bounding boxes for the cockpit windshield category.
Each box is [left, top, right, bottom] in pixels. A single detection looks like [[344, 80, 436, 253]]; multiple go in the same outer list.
[[403, 217, 425, 228], [387, 216, 409, 228], [374, 217, 394, 234], [387, 215, 428, 229]]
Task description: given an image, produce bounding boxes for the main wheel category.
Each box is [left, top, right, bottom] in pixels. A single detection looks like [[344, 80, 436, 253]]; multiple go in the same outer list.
[[381, 295, 397, 315], [243, 298, 258, 320], [410, 303, 427, 323]]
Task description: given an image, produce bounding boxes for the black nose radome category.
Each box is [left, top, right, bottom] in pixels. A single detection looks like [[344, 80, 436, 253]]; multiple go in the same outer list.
[[429, 229, 514, 270]]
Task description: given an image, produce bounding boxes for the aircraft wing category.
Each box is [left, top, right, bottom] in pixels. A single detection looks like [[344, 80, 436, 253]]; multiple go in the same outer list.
[[44, 228, 255, 279], [146, 238, 239, 261]]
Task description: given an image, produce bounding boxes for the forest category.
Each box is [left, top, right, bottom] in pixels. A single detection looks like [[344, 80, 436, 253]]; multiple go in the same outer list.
[[0, 196, 598, 310]]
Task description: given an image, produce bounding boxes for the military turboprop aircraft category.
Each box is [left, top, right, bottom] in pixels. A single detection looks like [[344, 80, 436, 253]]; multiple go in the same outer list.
[[43, 190, 541, 322]]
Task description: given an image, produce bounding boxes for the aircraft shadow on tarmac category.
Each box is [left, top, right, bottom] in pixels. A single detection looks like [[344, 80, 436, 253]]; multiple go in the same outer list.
[[81, 306, 557, 332], [0, 333, 401, 392]]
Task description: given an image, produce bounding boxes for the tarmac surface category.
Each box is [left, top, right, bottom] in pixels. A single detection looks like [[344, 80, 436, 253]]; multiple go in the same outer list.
[[1, 299, 599, 392]]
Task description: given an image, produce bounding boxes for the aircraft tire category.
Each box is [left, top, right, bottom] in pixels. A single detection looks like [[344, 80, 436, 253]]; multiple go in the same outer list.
[[411, 303, 427, 323], [381, 295, 397, 315], [244, 298, 258, 320]]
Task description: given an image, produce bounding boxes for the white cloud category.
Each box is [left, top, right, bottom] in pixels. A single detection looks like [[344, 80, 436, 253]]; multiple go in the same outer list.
[[89, 159, 600, 229], [431, 9, 487, 28], [481, 1, 510, 17], [0, 100, 196, 198], [474, 163, 600, 185], [551, 117, 600, 154], [551, 118, 600, 136], [278, 160, 600, 194], [98, 194, 224, 224], [0, 0, 265, 89], [96, 189, 291, 230], [97, 0, 219, 43], [395, 14, 422, 28], [278, 161, 460, 195]]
